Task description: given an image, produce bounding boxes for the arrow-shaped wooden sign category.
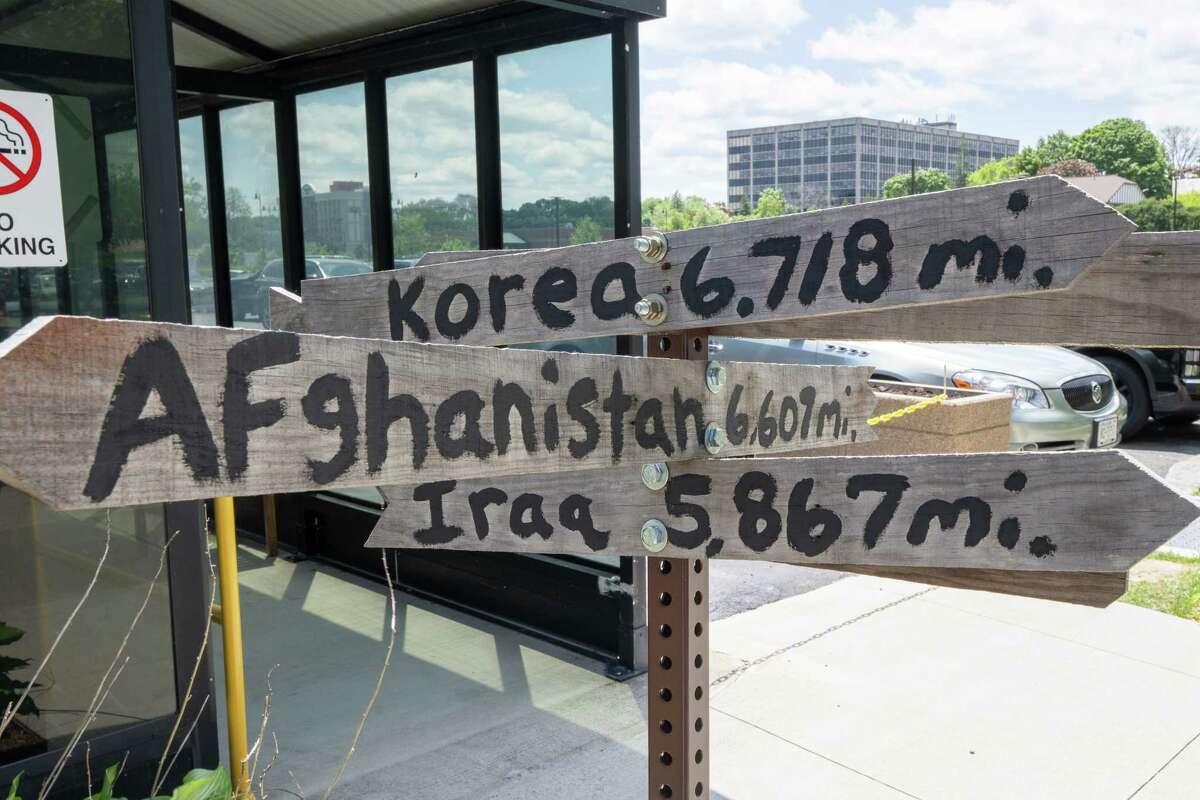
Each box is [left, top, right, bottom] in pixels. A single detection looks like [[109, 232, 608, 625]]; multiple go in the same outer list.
[[0, 316, 874, 510], [368, 451, 1198, 606], [278, 176, 1133, 347]]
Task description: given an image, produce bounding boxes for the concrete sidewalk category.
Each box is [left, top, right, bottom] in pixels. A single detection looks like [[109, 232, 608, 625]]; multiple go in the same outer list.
[[216, 548, 1200, 799]]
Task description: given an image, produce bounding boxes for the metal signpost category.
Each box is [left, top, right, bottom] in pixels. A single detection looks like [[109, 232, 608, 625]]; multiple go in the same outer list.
[[3, 180, 1200, 799]]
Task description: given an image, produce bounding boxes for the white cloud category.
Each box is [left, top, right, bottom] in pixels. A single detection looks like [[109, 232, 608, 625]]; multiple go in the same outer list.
[[810, 1, 1200, 127], [641, 59, 981, 200], [640, 0, 809, 53]]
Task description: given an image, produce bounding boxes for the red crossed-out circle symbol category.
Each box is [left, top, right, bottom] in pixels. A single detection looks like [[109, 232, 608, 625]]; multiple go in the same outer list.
[[0, 101, 42, 196]]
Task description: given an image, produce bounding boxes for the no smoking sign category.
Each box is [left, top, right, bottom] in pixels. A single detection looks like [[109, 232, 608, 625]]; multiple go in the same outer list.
[[0, 89, 66, 267]]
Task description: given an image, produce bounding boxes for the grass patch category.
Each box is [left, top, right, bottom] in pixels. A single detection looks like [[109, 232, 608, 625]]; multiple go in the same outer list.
[[1121, 555, 1200, 620]]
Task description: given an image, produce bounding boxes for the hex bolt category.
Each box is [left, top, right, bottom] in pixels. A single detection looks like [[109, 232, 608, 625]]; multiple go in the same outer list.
[[641, 462, 670, 491], [704, 361, 726, 394], [635, 230, 669, 263], [634, 292, 669, 326], [704, 423, 726, 455], [641, 519, 669, 552]]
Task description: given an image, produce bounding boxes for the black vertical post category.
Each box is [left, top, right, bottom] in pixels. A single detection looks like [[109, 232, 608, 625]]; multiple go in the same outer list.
[[127, 0, 218, 776], [365, 74, 394, 270], [910, 157, 916, 195], [275, 95, 305, 291], [202, 108, 233, 327], [612, 19, 640, 240], [473, 52, 503, 250], [92, 125, 120, 318]]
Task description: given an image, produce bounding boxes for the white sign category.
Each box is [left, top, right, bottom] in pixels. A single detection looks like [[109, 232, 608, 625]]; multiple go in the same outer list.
[[0, 90, 66, 268]]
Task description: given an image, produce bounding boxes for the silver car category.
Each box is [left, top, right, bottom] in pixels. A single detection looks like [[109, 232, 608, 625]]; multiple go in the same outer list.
[[711, 338, 1127, 451]]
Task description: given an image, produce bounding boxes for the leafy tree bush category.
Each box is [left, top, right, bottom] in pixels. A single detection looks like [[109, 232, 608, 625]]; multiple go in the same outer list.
[[1037, 159, 1100, 177], [882, 168, 950, 198], [642, 193, 730, 231], [966, 157, 1024, 186], [1116, 197, 1200, 231], [752, 187, 788, 218], [1072, 118, 1171, 197], [570, 216, 602, 244]]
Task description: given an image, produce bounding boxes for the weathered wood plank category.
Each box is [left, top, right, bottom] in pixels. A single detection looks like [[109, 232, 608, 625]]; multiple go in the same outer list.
[[0, 316, 875, 510], [726, 231, 1200, 346], [826, 565, 1126, 607], [294, 176, 1132, 347], [369, 451, 1195, 579]]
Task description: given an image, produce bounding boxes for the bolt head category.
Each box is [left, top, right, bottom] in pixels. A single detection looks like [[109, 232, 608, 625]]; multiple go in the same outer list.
[[641, 462, 669, 491], [705, 361, 727, 394], [641, 519, 669, 552], [634, 293, 668, 326], [635, 230, 669, 263], [704, 423, 726, 455], [635, 236, 653, 255]]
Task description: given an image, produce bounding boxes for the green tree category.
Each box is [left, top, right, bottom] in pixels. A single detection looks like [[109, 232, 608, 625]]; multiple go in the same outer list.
[[753, 187, 787, 218], [1072, 118, 1171, 197], [641, 194, 729, 231], [1037, 158, 1100, 177], [1115, 197, 1200, 231], [570, 216, 602, 244], [736, 196, 752, 217], [966, 156, 1025, 186], [882, 168, 950, 198]]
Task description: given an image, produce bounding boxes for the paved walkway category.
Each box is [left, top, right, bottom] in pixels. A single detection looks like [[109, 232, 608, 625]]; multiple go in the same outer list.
[[1164, 454, 1200, 555], [216, 547, 1200, 799]]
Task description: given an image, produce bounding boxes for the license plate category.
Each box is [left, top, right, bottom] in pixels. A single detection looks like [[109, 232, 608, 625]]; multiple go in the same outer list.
[[1093, 416, 1119, 447]]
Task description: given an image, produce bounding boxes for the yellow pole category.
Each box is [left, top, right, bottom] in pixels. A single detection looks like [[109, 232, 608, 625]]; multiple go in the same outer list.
[[214, 496, 251, 798]]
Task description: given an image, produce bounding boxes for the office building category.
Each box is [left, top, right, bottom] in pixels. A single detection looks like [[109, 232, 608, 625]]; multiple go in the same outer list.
[[728, 117, 1019, 211]]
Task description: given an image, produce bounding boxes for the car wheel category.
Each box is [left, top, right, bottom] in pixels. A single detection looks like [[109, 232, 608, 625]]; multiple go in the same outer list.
[[1097, 355, 1150, 439]]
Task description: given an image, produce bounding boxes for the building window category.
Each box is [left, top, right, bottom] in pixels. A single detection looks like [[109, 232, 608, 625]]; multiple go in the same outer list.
[[387, 62, 479, 265]]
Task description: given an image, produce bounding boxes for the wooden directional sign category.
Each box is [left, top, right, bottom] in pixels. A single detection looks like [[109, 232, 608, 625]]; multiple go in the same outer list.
[[0, 316, 874, 510], [280, 176, 1134, 347], [368, 451, 1199, 606], [730, 230, 1200, 346]]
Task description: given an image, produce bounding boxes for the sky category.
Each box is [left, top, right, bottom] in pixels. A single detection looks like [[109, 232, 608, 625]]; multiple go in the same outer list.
[[639, 0, 1200, 200]]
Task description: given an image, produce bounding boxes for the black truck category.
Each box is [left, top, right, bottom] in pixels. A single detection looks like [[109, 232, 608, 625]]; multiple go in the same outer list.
[[1071, 347, 1200, 438]]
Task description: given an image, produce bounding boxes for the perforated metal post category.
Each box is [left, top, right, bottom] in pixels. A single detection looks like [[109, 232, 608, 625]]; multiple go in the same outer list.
[[647, 332, 711, 800]]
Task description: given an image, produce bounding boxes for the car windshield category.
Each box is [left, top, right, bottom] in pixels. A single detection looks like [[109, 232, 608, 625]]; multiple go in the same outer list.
[[319, 259, 373, 278]]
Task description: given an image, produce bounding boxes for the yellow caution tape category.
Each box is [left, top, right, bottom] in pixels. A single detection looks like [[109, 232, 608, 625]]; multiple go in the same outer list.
[[867, 393, 949, 426]]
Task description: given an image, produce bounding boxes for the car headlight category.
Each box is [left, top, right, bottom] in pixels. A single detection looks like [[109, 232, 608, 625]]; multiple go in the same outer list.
[[951, 369, 1050, 410]]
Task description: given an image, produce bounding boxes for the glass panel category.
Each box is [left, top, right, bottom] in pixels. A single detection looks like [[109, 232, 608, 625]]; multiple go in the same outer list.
[[0, 0, 177, 770], [499, 35, 614, 251], [387, 62, 479, 267], [220, 102, 282, 328], [297, 83, 373, 265], [179, 116, 215, 326]]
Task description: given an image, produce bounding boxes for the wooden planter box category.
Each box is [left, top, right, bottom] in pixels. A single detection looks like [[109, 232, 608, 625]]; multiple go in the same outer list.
[[818, 381, 1012, 456]]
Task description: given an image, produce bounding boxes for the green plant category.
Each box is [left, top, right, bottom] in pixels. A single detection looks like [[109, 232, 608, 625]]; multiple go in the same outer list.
[[0, 622, 39, 720], [5, 765, 232, 800], [882, 167, 950, 198]]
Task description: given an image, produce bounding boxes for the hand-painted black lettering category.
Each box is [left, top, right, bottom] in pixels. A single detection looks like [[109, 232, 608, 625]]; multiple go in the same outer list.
[[664, 473, 712, 549], [786, 478, 842, 557], [591, 262, 639, 320], [756, 236, 802, 311], [224, 331, 301, 480], [412, 480, 462, 545], [705, 538, 724, 558], [797, 232, 833, 306], [798, 385, 816, 439], [300, 373, 358, 484], [1029, 535, 1056, 558], [1002, 245, 1025, 281], [541, 358, 559, 383], [434, 283, 480, 340], [560, 494, 609, 551], [1007, 189, 1029, 216], [725, 383, 749, 445], [634, 399, 675, 456], [845, 473, 910, 549], [603, 371, 635, 461], [1034, 266, 1053, 288], [673, 388, 704, 451], [918, 236, 1001, 289], [839, 219, 893, 303], [736, 297, 754, 317], [544, 404, 559, 452], [779, 395, 798, 441], [468, 487, 507, 539], [734, 471, 781, 552], [532, 267, 577, 330], [511, 493, 553, 539], [815, 400, 841, 438], [365, 352, 429, 472], [387, 276, 429, 342], [997, 517, 1020, 549], [434, 390, 494, 460], [493, 381, 537, 455], [1004, 470, 1027, 492], [83, 337, 219, 502], [488, 274, 525, 333], [906, 497, 992, 547], [566, 377, 600, 459], [680, 246, 734, 318], [756, 391, 777, 447]]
